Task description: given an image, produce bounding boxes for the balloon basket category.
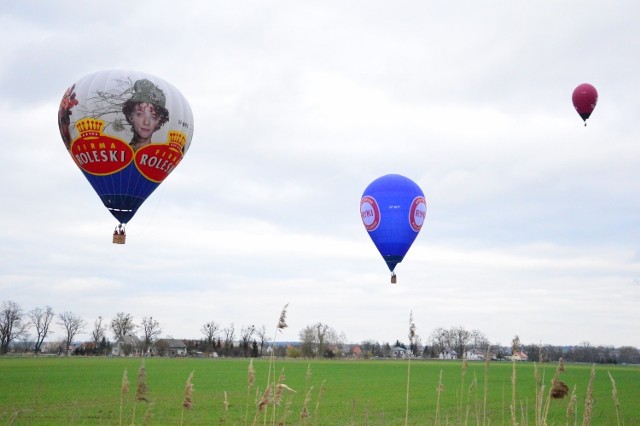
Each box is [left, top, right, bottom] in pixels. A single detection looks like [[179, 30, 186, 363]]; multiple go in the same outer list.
[[390, 273, 397, 284], [113, 225, 126, 244]]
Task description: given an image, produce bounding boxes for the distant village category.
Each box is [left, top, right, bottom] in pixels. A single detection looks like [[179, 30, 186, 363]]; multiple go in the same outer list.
[[2, 302, 638, 364], [5, 336, 639, 366]]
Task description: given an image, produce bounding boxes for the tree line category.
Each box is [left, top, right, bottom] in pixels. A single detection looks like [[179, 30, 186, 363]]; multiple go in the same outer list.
[[1, 300, 639, 364]]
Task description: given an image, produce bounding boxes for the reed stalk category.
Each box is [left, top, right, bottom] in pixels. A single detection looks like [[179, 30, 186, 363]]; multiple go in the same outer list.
[[180, 371, 194, 426], [405, 311, 416, 426], [581, 364, 596, 426], [510, 360, 518, 426], [245, 359, 255, 426], [119, 368, 129, 426], [435, 370, 444, 426], [607, 371, 621, 426]]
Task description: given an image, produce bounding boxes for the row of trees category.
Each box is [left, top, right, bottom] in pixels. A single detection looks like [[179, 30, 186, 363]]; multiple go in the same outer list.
[[0, 301, 164, 356], [0, 301, 86, 356], [2, 300, 639, 364]]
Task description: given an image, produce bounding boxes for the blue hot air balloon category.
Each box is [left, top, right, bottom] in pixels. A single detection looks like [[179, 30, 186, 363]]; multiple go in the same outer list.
[[360, 174, 427, 283], [57, 69, 194, 243]]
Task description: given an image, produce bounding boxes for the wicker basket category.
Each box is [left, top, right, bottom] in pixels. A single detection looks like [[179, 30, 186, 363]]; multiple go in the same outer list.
[[113, 234, 126, 244]]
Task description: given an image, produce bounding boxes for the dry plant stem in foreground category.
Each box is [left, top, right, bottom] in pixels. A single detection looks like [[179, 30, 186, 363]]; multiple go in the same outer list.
[[405, 311, 416, 426], [483, 346, 491, 426], [268, 304, 289, 404], [245, 359, 256, 426], [131, 362, 149, 425], [435, 370, 444, 426], [119, 368, 129, 426], [459, 360, 468, 422], [607, 371, 621, 426], [313, 379, 326, 426], [582, 364, 596, 426], [510, 360, 517, 426], [566, 385, 578, 426], [180, 371, 194, 426], [269, 304, 289, 426]]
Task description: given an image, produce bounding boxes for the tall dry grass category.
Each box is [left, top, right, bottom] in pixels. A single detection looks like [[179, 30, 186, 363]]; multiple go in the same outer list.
[[180, 371, 194, 426], [582, 364, 596, 426], [130, 362, 150, 425], [99, 305, 629, 426], [119, 368, 129, 426], [405, 311, 416, 426], [607, 370, 621, 426], [103, 354, 629, 425]]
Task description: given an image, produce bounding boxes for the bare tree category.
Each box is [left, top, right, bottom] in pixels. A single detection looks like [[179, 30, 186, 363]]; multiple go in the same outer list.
[[324, 327, 347, 358], [140, 317, 162, 355], [200, 321, 220, 355], [316, 322, 329, 357], [298, 323, 345, 358], [111, 312, 136, 340], [470, 329, 490, 350], [17, 332, 33, 353], [58, 312, 86, 356], [617, 346, 640, 364], [429, 327, 449, 358], [299, 325, 316, 358], [0, 301, 28, 354], [450, 327, 472, 359], [28, 306, 55, 354], [222, 323, 235, 356], [511, 335, 521, 356], [239, 324, 255, 357], [92, 316, 107, 352], [255, 325, 269, 357]]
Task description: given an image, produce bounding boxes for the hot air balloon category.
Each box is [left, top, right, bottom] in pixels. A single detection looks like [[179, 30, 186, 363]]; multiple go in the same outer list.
[[572, 83, 598, 126], [57, 70, 194, 243], [360, 174, 427, 283]]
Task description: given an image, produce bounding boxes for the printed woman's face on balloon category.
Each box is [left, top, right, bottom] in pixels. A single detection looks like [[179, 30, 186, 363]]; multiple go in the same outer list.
[[130, 103, 161, 140], [57, 69, 194, 231]]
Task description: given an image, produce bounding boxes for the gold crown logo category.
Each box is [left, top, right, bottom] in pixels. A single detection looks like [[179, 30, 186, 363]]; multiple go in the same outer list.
[[168, 131, 187, 151], [75, 118, 105, 139]]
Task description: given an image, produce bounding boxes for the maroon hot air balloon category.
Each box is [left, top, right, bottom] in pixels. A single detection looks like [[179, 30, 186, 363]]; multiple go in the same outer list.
[[572, 83, 598, 126]]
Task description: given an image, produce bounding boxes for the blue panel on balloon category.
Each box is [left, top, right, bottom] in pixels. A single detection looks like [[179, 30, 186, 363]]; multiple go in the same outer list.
[[360, 174, 427, 272], [81, 163, 160, 224]]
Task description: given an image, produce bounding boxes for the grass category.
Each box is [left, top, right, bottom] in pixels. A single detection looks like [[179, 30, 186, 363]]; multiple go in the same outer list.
[[0, 356, 638, 425]]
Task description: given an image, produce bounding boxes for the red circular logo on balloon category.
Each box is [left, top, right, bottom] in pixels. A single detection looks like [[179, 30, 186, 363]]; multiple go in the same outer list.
[[409, 196, 427, 232], [360, 195, 380, 232]]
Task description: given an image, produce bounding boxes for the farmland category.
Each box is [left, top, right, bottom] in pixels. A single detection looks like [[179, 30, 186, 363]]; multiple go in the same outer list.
[[0, 357, 638, 425]]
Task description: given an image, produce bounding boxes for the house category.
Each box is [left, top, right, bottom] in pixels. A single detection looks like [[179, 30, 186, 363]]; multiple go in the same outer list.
[[350, 345, 362, 359], [464, 348, 486, 361], [392, 346, 409, 358], [154, 339, 188, 357], [439, 348, 457, 360], [112, 335, 141, 356], [507, 350, 528, 361]]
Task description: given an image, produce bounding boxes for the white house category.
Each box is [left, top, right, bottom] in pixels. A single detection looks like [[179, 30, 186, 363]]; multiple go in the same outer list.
[[464, 348, 486, 361], [112, 335, 141, 356], [439, 348, 457, 360], [506, 351, 528, 361], [392, 346, 409, 358]]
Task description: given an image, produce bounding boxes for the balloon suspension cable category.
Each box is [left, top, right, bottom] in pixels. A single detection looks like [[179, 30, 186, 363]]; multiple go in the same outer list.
[[113, 223, 126, 244], [390, 272, 397, 284]]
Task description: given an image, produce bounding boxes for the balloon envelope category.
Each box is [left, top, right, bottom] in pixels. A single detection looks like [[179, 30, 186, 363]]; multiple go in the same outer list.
[[57, 70, 194, 224], [360, 174, 426, 273], [572, 83, 598, 123]]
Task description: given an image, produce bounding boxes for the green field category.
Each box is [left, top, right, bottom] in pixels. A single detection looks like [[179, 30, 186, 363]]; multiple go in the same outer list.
[[0, 357, 638, 425]]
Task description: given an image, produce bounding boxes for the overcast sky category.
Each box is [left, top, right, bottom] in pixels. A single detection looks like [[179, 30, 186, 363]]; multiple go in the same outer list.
[[1, 1, 639, 349]]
